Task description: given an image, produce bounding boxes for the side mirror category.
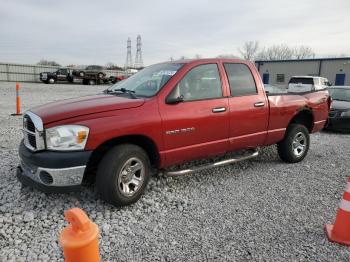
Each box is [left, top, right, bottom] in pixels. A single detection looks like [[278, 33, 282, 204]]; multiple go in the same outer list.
[[166, 84, 184, 104], [166, 95, 184, 104]]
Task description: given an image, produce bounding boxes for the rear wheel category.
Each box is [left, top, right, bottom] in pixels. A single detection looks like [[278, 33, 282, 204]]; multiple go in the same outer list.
[[96, 144, 150, 206], [48, 78, 55, 84], [277, 124, 310, 163]]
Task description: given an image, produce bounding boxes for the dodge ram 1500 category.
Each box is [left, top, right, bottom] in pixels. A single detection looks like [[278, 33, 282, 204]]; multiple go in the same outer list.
[[18, 59, 330, 206]]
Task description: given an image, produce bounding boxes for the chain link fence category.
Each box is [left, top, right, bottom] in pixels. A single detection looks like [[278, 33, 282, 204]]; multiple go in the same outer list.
[[0, 62, 125, 83]]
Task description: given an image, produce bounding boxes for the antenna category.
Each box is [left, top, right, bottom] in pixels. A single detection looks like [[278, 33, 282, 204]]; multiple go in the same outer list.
[[134, 35, 143, 68]]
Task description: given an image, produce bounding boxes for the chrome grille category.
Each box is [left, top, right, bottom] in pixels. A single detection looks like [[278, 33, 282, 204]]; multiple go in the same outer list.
[[24, 115, 35, 132], [27, 133, 36, 148], [23, 112, 45, 151]]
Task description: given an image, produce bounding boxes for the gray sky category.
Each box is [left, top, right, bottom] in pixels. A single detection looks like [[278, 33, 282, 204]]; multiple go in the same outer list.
[[1, 0, 350, 66]]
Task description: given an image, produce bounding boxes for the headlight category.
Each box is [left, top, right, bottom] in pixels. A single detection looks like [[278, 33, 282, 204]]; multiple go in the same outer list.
[[340, 111, 350, 118], [46, 125, 89, 151]]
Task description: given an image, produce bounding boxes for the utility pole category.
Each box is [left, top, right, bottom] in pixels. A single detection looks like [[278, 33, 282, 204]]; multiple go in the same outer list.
[[134, 35, 143, 68], [125, 37, 132, 69]]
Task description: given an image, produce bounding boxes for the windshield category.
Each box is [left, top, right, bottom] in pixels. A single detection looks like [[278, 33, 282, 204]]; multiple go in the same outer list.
[[289, 77, 314, 85], [108, 63, 184, 97], [329, 88, 350, 102]]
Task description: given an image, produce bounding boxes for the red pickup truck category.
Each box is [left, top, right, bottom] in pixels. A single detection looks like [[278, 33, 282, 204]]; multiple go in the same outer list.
[[17, 59, 330, 206]]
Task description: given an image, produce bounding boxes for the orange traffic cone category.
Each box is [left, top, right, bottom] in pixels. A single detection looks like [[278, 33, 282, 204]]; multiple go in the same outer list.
[[11, 83, 22, 116], [325, 177, 350, 246], [60, 208, 100, 262]]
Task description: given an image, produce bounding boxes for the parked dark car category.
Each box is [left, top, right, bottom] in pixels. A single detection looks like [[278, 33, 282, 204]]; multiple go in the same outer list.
[[326, 86, 350, 131], [72, 65, 106, 79]]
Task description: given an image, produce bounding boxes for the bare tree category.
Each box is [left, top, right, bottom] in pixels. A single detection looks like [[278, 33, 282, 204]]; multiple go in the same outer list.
[[217, 54, 240, 59], [178, 55, 194, 60], [37, 59, 60, 66], [256, 44, 315, 60], [238, 41, 259, 61], [256, 44, 294, 60], [105, 62, 115, 69], [293, 46, 315, 59]]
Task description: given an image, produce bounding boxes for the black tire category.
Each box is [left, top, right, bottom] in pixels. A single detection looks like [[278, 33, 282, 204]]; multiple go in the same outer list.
[[98, 72, 104, 79], [96, 144, 151, 206], [277, 124, 310, 163]]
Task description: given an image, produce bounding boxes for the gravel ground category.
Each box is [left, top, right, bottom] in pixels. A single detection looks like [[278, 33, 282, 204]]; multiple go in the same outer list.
[[0, 81, 350, 261]]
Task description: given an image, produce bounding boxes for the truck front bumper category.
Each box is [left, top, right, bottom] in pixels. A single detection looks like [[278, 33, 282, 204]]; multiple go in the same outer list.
[[17, 141, 92, 193]]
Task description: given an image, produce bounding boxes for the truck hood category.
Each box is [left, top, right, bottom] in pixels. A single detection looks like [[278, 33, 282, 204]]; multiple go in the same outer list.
[[30, 94, 145, 124], [331, 100, 350, 111]]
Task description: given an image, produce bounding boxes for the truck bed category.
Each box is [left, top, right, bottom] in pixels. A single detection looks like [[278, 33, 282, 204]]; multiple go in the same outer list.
[[264, 89, 330, 146]]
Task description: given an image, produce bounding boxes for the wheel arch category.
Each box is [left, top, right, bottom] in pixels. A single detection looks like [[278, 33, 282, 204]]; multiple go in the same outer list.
[[84, 134, 160, 183], [288, 107, 314, 132]]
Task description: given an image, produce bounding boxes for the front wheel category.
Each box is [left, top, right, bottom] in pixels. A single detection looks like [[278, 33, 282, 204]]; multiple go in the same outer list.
[[96, 144, 150, 206], [277, 124, 310, 163]]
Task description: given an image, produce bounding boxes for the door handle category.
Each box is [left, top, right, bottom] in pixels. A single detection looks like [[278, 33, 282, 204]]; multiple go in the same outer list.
[[254, 102, 265, 107], [212, 107, 227, 113]]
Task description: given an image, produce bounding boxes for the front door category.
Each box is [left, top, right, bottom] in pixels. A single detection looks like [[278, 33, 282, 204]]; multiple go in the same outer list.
[[57, 69, 68, 81], [159, 63, 230, 165]]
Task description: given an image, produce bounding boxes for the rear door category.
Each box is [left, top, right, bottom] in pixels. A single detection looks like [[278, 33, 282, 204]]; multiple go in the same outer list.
[[159, 63, 230, 165], [223, 62, 269, 151]]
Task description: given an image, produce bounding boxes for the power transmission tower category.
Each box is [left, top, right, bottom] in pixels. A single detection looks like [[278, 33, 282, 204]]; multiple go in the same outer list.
[[125, 37, 133, 69], [134, 35, 143, 68]]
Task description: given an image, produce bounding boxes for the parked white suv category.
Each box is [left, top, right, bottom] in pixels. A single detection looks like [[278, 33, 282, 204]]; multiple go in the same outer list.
[[288, 76, 331, 93]]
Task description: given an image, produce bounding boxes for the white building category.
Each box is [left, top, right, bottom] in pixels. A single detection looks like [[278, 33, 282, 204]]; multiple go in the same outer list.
[[255, 57, 350, 87]]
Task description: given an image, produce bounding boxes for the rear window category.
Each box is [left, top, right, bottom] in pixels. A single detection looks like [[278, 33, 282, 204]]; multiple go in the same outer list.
[[289, 77, 313, 85]]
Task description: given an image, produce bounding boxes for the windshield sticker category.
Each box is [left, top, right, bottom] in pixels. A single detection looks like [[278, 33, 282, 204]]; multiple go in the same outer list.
[[152, 70, 177, 77]]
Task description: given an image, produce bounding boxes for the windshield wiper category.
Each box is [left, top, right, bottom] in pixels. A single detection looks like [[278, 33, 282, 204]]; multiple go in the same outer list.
[[105, 88, 137, 99]]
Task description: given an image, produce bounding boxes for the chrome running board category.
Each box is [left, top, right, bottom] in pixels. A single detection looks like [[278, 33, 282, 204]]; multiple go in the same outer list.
[[165, 150, 259, 177]]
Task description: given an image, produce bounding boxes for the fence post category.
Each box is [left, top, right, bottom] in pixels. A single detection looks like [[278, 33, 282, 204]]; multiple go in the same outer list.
[[6, 63, 9, 82], [33, 66, 37, 83]]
